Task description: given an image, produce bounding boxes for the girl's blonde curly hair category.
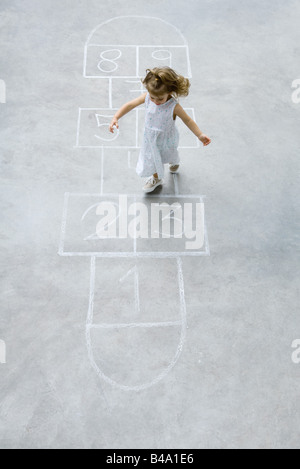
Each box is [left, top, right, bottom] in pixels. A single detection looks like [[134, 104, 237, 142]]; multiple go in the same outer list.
[[142, 67, 190, 98]]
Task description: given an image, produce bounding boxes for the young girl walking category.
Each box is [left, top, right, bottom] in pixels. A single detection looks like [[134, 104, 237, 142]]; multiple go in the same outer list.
[[109, 67, 211, 193]]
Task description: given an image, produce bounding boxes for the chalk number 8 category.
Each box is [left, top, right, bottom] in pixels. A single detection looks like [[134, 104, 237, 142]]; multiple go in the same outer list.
[[98, 49, 122, 73]]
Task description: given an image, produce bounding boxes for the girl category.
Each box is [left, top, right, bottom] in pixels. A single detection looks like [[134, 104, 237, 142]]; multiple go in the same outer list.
[[109, 67, 211, 193]]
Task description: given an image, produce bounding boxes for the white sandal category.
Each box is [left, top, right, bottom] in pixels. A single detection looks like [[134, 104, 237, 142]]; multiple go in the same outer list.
[[143, 176, 163, 193]]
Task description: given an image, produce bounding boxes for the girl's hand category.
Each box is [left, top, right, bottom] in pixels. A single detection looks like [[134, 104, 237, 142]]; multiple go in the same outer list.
[[109, 117, 119, 133], [199, 134, 211, 146]]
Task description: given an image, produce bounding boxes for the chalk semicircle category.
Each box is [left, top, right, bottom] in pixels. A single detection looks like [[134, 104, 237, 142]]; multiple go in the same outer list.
[[85, 16, 188, 46]]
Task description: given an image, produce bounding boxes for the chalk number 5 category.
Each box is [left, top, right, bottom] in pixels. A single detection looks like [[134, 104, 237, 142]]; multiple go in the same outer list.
[[95, 114, 119, 142]]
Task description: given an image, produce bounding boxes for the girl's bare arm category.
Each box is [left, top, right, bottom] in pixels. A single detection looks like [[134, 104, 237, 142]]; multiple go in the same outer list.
[[174, 104, 211, 146], [109, 92, 147, 133]]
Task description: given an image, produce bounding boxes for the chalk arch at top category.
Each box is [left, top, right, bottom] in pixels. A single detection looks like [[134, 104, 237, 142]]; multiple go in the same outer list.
[[84, 16, 192, 78], [85, 16, 188, 46]]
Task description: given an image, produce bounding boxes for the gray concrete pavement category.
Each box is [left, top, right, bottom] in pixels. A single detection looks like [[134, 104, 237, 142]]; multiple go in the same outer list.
[[0, 0, 299, 449]]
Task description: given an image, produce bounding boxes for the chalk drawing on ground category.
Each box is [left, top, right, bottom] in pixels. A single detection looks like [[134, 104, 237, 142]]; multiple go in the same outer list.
[[76, 108, 200, 149], [84, 16, 192, 79], [0, 79, 6, 104], [58, 193, 210, 258], [86, 256, 187, 391], [0, 339, 6, 364], [59, 16, 209, 391]]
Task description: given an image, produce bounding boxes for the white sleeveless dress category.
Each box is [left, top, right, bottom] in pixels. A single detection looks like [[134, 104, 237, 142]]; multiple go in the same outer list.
[[136, 93, 180, 179]]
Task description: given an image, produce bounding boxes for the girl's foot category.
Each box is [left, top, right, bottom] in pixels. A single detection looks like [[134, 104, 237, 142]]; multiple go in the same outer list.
[[169, 164, 180, 173], [143, 175, 163, 193]]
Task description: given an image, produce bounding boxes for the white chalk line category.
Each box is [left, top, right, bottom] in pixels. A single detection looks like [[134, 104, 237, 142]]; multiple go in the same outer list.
[[136, 46, 139, 77], [63, 192, 206, 198], [119, 266, 136, 283], [173, 173, 179, 195], [58, 192, 70, 255], [84, 17, 189, 63], [85, 44, 189, 78], [127, 150, 131, 169], [152, 204, 187, 238], [81, 198, 122, 241], [84, 76, 192, 80], [59, 251, 210, 258], [77, 107, 196, 111], [88, 321, 182, 330], [75, 107, 82, 148], [109, 78, 112, 109], [87, 44, 189, 48], [95, 134, 119, 142], [86, 256, 187, 392], [81, 202, 101, 223], [83, 76, 144, 79], [75, 145, 199, 149], [83, 38, 88, 78], [119, 265, 140, 313], [204, 216, 211, 257], [152, 49, 172, 68], [85, 256, 111, 407], [95, 113, 119, 142], [134, 261, 140, 313], [133, 196, 137, 254], [97, 49, 122, 74], [100, 146, 104, 195], [126, 79, 145, 95], [87, 256, 96, 324]]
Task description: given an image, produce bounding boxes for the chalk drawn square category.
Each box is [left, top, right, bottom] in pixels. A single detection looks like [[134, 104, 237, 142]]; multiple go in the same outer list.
[[85, 46, 137, 78], [138, 46, 191, 78], [101, 148, 141, 195], [59, 194, 209, 257], [76, 108, 137, 148], [0, 79, 6, 104], [60, 194, 135, 255], [112, 78, 146, 108], [92, 257, 181, 324], [135, 196, 209, 256]]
